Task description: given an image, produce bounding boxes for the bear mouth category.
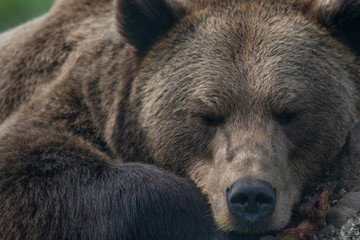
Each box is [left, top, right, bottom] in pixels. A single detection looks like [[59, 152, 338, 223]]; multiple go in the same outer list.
[[227, 213, 276, 234], [224, 230, 278, 240]]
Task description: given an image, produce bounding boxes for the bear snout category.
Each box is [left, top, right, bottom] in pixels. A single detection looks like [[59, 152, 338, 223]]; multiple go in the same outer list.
[[226, 179, 276, 224]]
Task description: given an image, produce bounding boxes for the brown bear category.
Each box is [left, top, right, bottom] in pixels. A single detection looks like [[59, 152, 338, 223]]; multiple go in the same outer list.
[[0, 0, 359, 239]]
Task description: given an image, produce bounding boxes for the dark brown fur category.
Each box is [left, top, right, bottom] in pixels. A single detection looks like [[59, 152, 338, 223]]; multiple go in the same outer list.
[[0, 0, 359, 239]]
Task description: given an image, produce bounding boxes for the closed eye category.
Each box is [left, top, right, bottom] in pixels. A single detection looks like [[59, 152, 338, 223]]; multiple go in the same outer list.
[[201, 115, 224, 127], [274, 112, 299, 125]]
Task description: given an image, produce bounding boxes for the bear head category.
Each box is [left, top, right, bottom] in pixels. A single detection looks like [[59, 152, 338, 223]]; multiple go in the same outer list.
[[114, 0, 360, 235]]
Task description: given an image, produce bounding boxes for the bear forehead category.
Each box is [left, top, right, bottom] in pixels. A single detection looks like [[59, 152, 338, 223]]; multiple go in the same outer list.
[[138, 0, 350, 114]]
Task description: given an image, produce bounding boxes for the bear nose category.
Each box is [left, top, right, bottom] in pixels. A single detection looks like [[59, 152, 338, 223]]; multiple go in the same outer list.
[[226, 179, 276, 224]]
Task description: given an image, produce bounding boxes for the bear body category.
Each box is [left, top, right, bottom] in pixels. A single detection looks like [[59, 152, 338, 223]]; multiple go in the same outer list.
[[0, 0, 360, 239]]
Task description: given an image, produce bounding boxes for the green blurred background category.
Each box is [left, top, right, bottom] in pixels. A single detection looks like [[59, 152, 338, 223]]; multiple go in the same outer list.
[[0, 0, 54, 33]]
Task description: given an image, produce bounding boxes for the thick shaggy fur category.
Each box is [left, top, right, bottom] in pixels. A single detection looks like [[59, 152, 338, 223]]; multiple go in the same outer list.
[[0, 0, 360, 239]]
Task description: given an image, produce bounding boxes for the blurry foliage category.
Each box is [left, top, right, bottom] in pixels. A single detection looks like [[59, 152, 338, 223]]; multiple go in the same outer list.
[[0, 0, 54, 33]]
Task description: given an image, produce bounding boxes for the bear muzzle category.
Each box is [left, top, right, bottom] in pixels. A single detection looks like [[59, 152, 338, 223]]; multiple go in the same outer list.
[[226, 179, 276, 224]]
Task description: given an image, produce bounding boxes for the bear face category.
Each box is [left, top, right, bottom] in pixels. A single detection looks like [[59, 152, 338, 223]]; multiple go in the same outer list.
[[124, 0, 360, 234]]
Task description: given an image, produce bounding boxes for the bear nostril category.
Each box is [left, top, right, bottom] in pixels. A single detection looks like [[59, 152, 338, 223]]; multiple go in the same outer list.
[[255, 193, 274, 205], [226, 179, 276, 224], [230, 193, 248, 206]]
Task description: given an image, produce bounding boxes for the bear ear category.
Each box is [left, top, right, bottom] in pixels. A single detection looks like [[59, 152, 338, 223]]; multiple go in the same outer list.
[[305, 0, 360, 54], [116, 0, 187, 55]]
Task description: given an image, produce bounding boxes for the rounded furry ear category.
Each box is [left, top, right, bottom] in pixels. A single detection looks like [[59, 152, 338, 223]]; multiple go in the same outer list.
[[305, 0, 360, 54], [116, 0, 187, 54]]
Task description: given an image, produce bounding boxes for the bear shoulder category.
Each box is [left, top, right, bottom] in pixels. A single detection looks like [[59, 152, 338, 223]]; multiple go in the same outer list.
[[0, 0, 115, 123]]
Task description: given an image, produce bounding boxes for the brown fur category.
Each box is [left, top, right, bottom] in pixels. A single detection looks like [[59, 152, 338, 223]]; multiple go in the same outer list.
[[1, 0, 360, 238]]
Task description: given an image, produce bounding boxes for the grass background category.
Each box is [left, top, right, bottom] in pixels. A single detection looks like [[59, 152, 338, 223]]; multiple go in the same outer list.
[[0, 0, 54, 33]]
